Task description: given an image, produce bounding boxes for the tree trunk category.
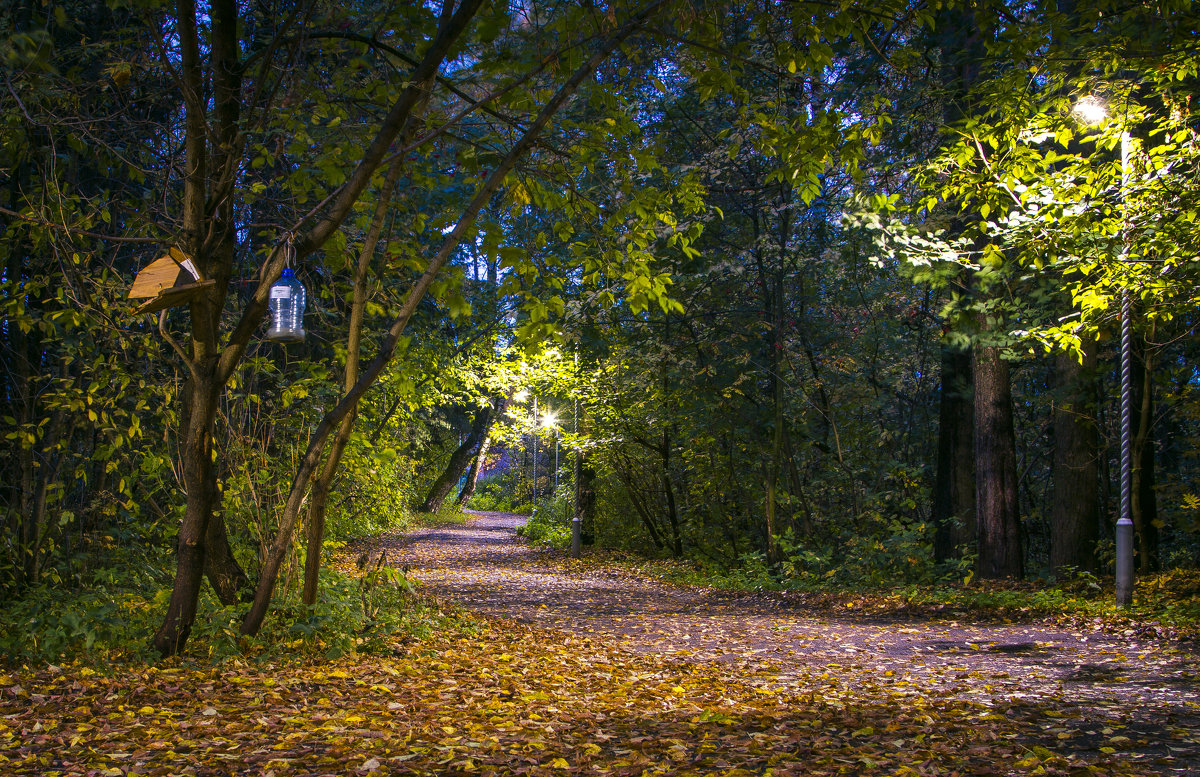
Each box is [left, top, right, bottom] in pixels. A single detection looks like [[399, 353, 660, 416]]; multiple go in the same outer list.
[[661, 428, 683, 558], [303, 150, 412, 606], [1131, 334, 1159, 572], [932, 4, 985, 566], [1050, 341, 1099, 574], [152, 370, 221, 656], [974, 345, 1023, 579], [420, 402, 496, 514], [932, 343, 975, 562], [204, 510, 252, 604], [455, 435, 492, 506], [576, 452, 596, 546], [151, 0, 226, 656], [764, 273, 786, 566]]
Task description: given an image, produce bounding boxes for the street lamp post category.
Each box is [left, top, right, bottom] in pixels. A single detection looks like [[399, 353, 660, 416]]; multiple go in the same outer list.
[[571, 347, 581, 559], [532, 395, 538, 518], [1074, 95, 1134, 607]]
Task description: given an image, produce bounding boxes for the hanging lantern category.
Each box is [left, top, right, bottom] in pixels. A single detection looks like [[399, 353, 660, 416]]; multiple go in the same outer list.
[[266, 268, 306, 342]]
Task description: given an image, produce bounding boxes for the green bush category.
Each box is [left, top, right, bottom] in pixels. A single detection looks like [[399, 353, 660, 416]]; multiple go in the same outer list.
[[195, 562, 447, 661], [468, 480, 515, 512], [516, 485, 572, 548], [467, 470, 535, 515], [326, 439, 420, 541]]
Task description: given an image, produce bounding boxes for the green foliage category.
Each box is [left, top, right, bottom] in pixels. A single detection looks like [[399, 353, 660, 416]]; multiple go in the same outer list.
[[779, 516, 937, 588], [468, 468, 533, 514], [0, 584, 160, 665], [325, 437, 420, 542], [467, 480, 518, 513], [0, 550, 462, 666], [517, 485, 573, 549], [190, 562, 451, 662]]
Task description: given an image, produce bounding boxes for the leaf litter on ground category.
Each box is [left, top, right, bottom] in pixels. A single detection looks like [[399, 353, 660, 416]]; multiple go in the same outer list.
[[2, 510, 1198, 775]]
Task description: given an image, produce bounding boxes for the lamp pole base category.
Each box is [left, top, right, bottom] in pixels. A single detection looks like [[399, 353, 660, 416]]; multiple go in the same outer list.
[[1115, 520, 1134, 607]]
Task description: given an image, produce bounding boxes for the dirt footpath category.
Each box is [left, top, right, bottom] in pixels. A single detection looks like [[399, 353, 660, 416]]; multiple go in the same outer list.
[[374, 510, 1200, 774]]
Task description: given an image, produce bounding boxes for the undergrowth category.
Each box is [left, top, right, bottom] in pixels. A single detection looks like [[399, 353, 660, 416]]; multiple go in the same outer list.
[[0, 508, 475, 668], [624, 555, 1200, 636], [515, 485, 573, 549]]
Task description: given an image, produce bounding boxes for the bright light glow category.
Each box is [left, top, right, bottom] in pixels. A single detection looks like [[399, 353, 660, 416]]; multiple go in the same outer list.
[[513, 390, 529, 402], [541, 411, 558, 429], [1073, 95, 1108, 126]]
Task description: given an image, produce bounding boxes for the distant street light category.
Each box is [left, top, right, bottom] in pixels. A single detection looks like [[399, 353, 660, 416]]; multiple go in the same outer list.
[[1073, 95, 1134, 607]]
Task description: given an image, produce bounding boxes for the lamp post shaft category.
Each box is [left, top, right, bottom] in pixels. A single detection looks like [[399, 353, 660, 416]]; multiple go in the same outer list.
[[532, 396, 538, 518], [571, 348, 581, 559], [1115, 129, 1134, 608]]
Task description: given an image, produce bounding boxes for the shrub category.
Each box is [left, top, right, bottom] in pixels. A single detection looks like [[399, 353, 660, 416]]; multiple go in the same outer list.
[[516, 485, 572, 549]]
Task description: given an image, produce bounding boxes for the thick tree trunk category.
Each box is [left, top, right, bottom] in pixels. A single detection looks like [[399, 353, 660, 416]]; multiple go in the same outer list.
[[455, 435, 491, 506], [932, 4, 985, 566], [1050, 342, 1099, 574], [151, 0, 222, 657], [152, 371, 220, 656], [932, 344, 975, 562], [974, 345, 1023, 579], [575, 452, 596, 546], [1131, 335, 1159, 572], [420, 403, 495, 514]]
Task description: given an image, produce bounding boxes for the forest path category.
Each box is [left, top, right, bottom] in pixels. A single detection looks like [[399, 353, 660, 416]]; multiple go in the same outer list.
[[370, 510, 1200, 774]]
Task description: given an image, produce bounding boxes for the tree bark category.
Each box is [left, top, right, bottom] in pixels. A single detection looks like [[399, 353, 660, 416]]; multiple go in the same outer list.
[[932, 343, 975, 562], [419, 402, 496, 514], [204, 510, 252, 604], [151, 0, 224, 657], [661, 428, 683, 558], [931, 3, 985, 566], [1131, 334, 1159, 572], [974, 344, 1023, 579], [152, 371, 221, 656], [1050, 341, 1099, 574], [455, 435, 491, 506]]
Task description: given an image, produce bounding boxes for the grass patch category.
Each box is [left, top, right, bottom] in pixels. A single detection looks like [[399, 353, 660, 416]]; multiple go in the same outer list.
[[611, 555, 1200, 638]]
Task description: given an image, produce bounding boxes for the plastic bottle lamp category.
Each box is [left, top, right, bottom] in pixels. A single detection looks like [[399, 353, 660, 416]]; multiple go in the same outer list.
[[266, 268, 307, 342]]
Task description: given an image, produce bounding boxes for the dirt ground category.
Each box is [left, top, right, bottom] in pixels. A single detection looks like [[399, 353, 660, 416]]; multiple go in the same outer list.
[[369, 510, 1200, 775]]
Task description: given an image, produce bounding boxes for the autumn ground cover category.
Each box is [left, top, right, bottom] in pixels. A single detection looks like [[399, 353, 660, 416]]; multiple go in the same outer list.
[[2, 511, 1198, 776]]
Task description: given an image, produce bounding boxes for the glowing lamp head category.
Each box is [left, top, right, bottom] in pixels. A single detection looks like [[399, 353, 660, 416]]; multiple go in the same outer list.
[[1073, 95, 1108, 126]]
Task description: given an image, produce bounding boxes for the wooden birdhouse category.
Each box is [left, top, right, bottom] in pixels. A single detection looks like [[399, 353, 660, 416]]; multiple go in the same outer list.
[[128, 248, 215, 314]]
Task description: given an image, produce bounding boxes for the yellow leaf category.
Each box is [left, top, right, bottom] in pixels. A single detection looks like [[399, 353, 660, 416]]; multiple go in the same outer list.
[[550, 758, 570, 769]]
